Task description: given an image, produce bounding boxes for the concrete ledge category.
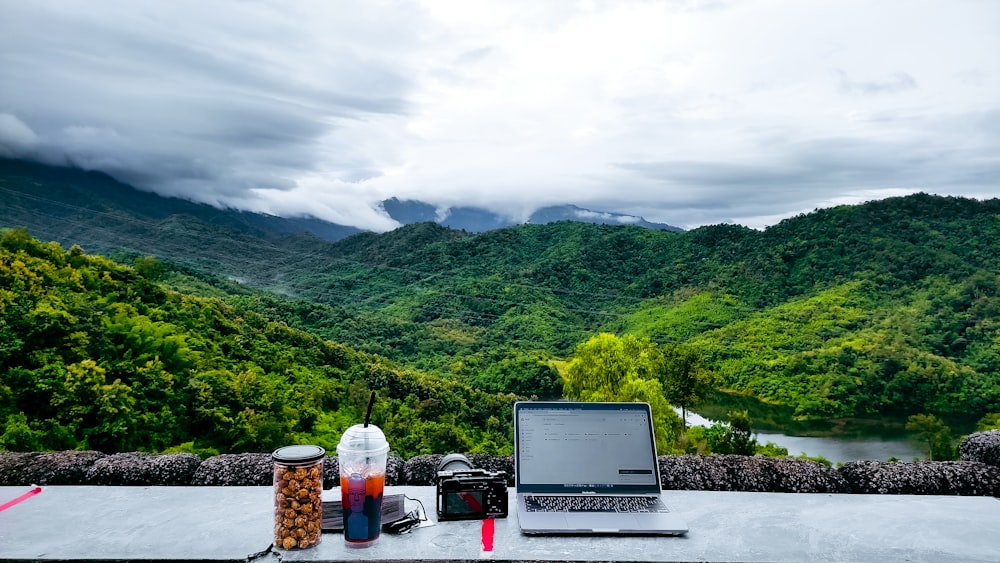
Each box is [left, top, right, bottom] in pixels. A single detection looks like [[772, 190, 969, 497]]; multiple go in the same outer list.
[[4, 486, 1000, 562]]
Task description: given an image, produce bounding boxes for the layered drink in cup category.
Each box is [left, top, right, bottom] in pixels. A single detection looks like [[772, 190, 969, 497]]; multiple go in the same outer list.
[[337, 422, 389, 548]]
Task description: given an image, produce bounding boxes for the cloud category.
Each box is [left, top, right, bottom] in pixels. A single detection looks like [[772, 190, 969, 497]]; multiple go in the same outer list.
[[838, 71, 918, 95], [0, 114, 39, 158], [1, 0, 998, 231], [572, 209, 641, 225], [0, 0, 421, 223]]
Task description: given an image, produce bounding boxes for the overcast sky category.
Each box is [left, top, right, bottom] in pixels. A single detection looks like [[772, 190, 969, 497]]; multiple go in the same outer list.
[[1, 0, 997, 231]]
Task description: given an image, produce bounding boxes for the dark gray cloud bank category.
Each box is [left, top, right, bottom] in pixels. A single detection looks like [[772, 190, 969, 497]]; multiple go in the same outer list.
[[1, 0, 998, 231]]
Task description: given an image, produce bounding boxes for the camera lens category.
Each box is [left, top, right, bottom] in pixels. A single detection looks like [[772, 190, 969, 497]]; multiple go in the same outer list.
[[437, 453, 473, 472]]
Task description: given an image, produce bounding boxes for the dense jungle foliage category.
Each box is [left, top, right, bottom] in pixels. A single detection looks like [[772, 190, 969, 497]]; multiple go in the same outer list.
[[2, 159, 1000, 456], [258, 195, 1000, 423], [0, 228, 517, 456]]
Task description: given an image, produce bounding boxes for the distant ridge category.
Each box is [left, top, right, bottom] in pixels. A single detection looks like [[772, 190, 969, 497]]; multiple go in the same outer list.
[[0, 158, 361, 247], [1, 159, 683, 249], [380, 197, 683, 232], [527, 204, 682, 232]]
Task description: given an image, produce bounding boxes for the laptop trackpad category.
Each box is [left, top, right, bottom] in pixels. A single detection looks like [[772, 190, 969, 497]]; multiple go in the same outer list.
[[566, 513, 639, 532]]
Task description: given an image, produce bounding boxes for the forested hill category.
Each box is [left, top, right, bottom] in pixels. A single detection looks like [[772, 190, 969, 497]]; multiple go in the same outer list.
[[0, 228, 516, 456], [2, 155, 999, 427], [0, 158, 360, 260], [264, 193, 1000, 422]]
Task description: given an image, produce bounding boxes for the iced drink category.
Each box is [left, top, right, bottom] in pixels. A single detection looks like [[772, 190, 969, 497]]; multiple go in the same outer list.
[[337, 422, 389, 548], [341, 472, 385, 545]]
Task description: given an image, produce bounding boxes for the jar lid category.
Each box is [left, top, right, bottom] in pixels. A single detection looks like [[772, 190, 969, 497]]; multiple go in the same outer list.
[[272, 445, 326, 463]]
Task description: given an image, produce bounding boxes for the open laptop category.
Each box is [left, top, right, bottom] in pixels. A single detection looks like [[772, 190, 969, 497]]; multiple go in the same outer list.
[[514, 401, 688, 535]]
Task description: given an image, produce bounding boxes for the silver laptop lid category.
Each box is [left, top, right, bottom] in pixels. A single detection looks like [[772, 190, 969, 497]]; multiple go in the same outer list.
[[514, 401, 662, 495]]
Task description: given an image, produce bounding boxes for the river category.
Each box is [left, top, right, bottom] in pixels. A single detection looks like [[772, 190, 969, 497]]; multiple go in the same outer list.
[[673, 391, 979, 465], [677, 409, 925, 465]]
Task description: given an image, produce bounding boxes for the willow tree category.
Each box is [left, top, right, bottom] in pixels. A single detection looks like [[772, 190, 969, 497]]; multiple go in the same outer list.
[[563, 333, 683, 453]]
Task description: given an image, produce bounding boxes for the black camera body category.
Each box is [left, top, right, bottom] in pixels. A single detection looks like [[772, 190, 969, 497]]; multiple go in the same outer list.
[[435, 454, 508, 520]]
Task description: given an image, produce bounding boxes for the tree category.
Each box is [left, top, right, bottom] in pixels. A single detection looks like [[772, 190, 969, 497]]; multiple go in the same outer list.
[[564, 333, 683, 451], [727, 410, 756, 455], [905, 414, 953, 461], [133, 256, 167, 280], [0, 412, 44, 451], [659, 344, 713, 429], [976, 413, 1000, 431], [564, 333, 664, 400], [705, 410, 757, 455]]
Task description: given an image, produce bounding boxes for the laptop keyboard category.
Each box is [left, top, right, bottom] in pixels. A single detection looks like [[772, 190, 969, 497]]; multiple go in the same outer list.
[[524, 495, 669, 513]]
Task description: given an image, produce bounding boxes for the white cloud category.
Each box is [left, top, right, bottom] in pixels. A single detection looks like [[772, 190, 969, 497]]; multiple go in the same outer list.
[[1, 0, 997, 231], [0, 113, 39, 158]]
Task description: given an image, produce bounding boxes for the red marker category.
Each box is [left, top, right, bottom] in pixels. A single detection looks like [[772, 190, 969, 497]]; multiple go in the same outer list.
[[0, 485, 42, 512], [481, 517, 495, 552]]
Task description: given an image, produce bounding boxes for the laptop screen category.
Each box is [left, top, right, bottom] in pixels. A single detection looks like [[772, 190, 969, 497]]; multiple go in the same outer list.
[[514, 401, 662, 494]]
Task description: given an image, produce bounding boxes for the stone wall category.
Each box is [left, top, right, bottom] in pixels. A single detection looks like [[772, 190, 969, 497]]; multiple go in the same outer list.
[[3, 431, 998, 496], [959, 429, 1000, 466]]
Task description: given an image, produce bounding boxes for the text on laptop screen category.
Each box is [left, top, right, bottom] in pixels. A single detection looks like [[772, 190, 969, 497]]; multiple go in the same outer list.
[[516, 404, 659, 489]]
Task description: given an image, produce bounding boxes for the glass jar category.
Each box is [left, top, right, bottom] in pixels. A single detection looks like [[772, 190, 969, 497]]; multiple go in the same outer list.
[[272, 445, 325, 550]]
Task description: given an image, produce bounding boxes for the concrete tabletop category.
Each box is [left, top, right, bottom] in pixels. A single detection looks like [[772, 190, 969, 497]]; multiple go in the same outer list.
[[1, 485, 998, 562]]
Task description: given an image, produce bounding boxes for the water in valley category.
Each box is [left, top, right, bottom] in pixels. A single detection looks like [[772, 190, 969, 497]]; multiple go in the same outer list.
[[678, 409, 925, 464], [676, 391, 975, 465]]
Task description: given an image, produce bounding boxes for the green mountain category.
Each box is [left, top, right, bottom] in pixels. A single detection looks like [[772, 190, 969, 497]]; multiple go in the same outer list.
[[0, 158, 358, 287], [318, 204, 1000, 421], [3, 157, 999, 433], [0, 228, 515, 456]]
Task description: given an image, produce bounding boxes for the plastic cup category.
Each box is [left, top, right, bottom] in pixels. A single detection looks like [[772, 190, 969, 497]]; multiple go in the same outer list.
[[337, 423, 390, 548]]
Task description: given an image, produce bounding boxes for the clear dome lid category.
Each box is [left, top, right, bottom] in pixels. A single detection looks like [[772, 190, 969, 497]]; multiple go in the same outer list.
[[336, 423, 389, 456]]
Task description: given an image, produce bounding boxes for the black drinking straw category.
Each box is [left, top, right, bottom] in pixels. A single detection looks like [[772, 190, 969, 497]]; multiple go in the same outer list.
[[364, 391, 376, 428]]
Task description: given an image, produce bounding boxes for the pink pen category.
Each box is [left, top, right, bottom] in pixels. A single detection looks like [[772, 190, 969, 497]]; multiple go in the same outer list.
[[0, 485, 42, 512]]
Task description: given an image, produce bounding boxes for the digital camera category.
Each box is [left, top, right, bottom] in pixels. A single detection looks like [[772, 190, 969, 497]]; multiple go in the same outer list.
[[435, 454, 508, 520]]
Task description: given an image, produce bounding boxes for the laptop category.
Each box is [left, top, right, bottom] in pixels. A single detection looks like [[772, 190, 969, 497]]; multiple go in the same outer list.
[[514, 401, 688, 535]]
